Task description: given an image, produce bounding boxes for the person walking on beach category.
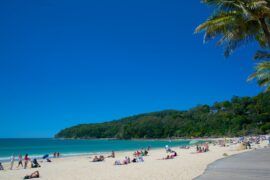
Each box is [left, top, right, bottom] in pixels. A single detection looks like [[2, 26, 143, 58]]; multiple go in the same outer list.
[[10, 154, 15, 170], [24, 154, 30, 169], [0, 162, 4, 170], [17, 154, 23, 168]]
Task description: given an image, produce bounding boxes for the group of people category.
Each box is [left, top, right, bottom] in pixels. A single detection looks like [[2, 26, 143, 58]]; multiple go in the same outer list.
[[91, 150, 115, 162], [162, 151, 177, 160], [114, 155, 144, 165], [8, 154, 32, 170], [53, 152, 60, 158], [0, 152, 58, 175], [133, 149, 148, 157], [92, 155, 105, 162], [196, 143, 209, 153], [0, 154, 42, 179]]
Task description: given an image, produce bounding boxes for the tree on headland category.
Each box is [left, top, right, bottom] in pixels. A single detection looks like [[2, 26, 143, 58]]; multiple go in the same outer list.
[[55, 92, 270, 138]]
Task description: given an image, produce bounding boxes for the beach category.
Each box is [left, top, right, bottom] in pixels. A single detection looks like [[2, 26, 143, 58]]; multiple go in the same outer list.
[[0, 140, 268, 180]]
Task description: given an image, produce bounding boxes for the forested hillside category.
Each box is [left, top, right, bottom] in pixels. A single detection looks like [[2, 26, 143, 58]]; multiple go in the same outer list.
[[55, 93, 270, 139]]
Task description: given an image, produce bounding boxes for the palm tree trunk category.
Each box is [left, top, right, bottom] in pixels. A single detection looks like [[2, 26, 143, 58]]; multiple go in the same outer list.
[[259, 18, 270, 48]]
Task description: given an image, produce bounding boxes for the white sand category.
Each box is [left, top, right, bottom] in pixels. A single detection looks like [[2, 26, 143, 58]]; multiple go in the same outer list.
[[0, 141, 268, 180]]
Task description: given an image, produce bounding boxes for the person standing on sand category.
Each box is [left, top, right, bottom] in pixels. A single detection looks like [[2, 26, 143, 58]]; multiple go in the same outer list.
[[24, 154, 30, 169], [0, 162, 4, 170], [10, 154, 15, 170], [17, 154, 23, 168]]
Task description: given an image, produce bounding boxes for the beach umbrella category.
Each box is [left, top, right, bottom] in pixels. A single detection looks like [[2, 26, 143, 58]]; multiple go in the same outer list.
[[42, 154, 49, 159], [189, 140, 200, 145]]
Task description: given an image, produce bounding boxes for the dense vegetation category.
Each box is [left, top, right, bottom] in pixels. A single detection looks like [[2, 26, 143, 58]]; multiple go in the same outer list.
[[55, 93, 270, 139]]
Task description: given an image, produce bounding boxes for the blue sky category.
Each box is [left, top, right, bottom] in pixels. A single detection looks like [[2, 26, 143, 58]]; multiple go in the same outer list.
[[0, 0, 262, 138]]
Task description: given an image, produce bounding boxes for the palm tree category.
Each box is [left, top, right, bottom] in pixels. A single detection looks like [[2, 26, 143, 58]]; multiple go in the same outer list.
[[195, 0, 270, 57], [248, 50, 270, 91]]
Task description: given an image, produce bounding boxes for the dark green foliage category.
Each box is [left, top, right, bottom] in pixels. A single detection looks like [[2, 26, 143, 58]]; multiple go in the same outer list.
[[55, 93, 270, 139]]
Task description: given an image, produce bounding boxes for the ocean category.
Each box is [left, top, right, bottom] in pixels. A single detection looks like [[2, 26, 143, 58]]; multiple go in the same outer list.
[[0, 138, 191, 161]]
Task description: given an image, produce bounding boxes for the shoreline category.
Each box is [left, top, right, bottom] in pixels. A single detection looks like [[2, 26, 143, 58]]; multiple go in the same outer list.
[[0, 139, 198, 162], [0, 139, 268, 180]]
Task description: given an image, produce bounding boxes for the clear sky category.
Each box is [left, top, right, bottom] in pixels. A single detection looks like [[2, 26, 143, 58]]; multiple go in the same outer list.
[[0, 0, 262, 138]]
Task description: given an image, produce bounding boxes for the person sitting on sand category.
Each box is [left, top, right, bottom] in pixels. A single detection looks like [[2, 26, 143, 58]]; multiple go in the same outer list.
[[114, 160, 122, 165], [123, 156, 130, 164], [162, 155, 174, 160], [31, 159, 41, 168], [144, 149, 148, 156], [92, 155, 104, 162], [136, 156, 144, 162], [24, 171, 40, 179], [107, 151, 115, 158], [132, 157, 136, 162], [0, 162, 4, 170], [99, 155, 104, 161], [92, 156, 99, 162]]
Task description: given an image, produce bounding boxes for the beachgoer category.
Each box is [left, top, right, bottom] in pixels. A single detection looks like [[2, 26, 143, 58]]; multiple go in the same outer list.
[[108, 151, 115, 158], [137, 156, 144, 162], [10, 154, 15, 170], [114, 160, 121, 165], [163, 155, 170, 160], [24, 154, 30, 169], [165, 145, 169, 152], [196, 145, 199, 152], [246, 141, 251, 149], [31, 159, 41, 168], [57, 152, 60, 158], [99, 155, 104, 161], [92, 156, 99, 162], [18, 154, 23, 168], [0, 162, 4, 170], [24, 170, 40, 179], [144, 150, 148, 156]]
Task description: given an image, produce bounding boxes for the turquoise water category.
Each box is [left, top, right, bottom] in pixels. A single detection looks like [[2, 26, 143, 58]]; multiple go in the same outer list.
[[0, 138, 190, 161]]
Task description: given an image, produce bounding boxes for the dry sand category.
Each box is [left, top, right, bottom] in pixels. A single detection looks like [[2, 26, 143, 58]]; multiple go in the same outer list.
[[0, 141, 268, 180]]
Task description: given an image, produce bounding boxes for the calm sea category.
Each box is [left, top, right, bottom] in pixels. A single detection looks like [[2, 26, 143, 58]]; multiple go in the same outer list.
[[0, 138, 191, 161]]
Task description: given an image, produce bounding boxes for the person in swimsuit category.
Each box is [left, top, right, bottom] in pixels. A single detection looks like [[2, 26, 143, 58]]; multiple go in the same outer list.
[[24, 154, 30, 169], [17, 154, 23, 168], [24, 171, 40, 179]]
